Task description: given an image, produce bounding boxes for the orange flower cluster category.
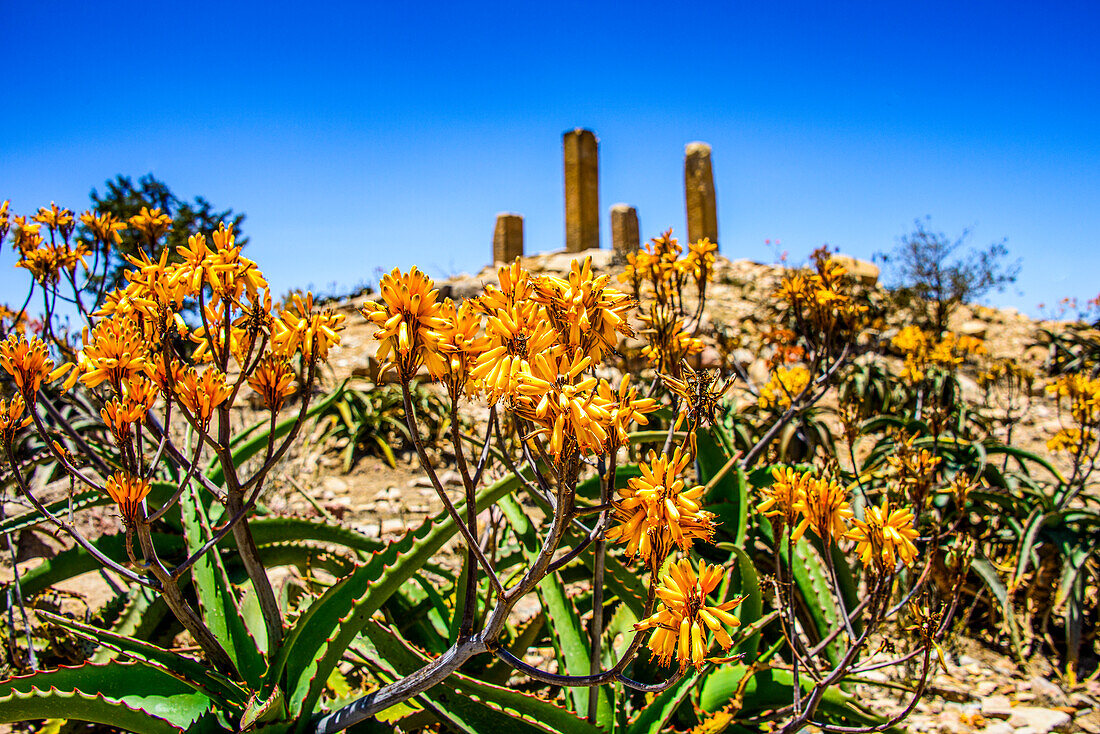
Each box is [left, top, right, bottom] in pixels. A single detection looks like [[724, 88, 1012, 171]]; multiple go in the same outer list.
[[620, 229, 715, 305], [3, 203, 345, 519], [758, 467, 918, 572], [607, 447, 715, 560], [635, 559, 744, 671], [360, 257, 651, 459], [0, 394, 32, 445], [892, 326, 986, 383], [774, 251, 866, 337], [7, 204, 91, 284]]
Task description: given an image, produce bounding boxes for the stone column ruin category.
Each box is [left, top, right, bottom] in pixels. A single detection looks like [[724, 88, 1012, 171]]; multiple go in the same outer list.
[[563, 128, 600, 252], [684, 142, 718, 250], [610, 204, 640, 256], [493, 213, 524, 263]]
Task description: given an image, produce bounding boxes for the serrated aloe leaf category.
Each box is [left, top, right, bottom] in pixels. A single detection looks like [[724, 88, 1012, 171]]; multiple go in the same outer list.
[[37, 610, 248, 706], [248, 516, 383, 557], [625, 670, 699, 734], [91, 586, 166, 664], [726, 546, 763, 657], [180, 483, 266, 681], [696, 428, 748, 547], [362, 620, 602, 734], [254, 541, 356, 577], [0, 488, 105, 536], [497, 495, 613, 725], [277, 469, 526, 723], [0, 661, 214, 732]]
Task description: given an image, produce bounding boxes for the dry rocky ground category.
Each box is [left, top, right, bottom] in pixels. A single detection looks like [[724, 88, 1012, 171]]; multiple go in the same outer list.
[[2, 248, 1096, 733]]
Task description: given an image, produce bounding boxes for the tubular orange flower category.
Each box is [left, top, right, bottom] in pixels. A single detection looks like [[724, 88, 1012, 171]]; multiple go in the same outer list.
[[80, 210, 125, 245], [274, 292, 346, 363], [437, 298, 489, 397], [849, 500, 920, 572], [757, 467, 808, 531], [597, 373, 658, 450], [792, 474, 853, 546], [531, 255, 635, 361], [175, 367, 232, 425], [100, 376, 158, 445], [77, 317, 152, 390], [247, 354, 296, 413], [513, 348, 613, 456], [638, 303, 704, 377], [359, 267, 447, 379], [606, 446, 715, 559], [105, 472, 152, 524], [635, 559, 744, 671], [0, 334, 57, 400], [202, 224, 268, 303], [0, 200, 9, 242], [0, 394, 32, 445], [33, 203, 76, 239], [128, 206, 172, 245], [469, 300, 557, 401]]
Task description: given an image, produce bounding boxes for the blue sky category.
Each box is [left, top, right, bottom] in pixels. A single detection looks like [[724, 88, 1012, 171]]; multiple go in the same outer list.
[[2, 1, 1097, 316]]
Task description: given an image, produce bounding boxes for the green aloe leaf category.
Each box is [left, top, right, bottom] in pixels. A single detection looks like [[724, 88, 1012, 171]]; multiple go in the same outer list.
[[361, 620, 601, 734], [278, 469, 526, 724], [498, 494, 613, 724], [180, 482, 266, 678], [625, 670, 699, 734], [248, 516, 383, 557], [37, 609, 248, 707], [696, 427, 748, 546], [0, 660, 215, 732], [971, 556, 1024, 661]]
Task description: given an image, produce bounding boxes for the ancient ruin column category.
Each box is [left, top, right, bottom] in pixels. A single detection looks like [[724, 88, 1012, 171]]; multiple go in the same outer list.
[[563, 128, 600, 252], [493, 213, 524, 263], [684, 142, 718, 250], [610, 204, 640, 256]]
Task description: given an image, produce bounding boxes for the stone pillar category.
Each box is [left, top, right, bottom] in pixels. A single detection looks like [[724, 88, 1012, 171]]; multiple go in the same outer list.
[[563, 128, 599, 252], [684, 142, 718, 250], [610, 204, 639, 256], [493, 213, 524, 263]]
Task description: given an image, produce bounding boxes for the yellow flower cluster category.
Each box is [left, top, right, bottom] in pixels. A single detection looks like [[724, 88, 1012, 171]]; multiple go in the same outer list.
[[758, 467, 917, 572], [774, 253, 866, 335], [757, 365, 811, 409], [0, 333, 72, 400], [1046, 373, 1100, 426], [892, 326, 986, 382], [634, 558, 744, 671], [638, 303, 704, 376], [977, 357, 1034, 391], [7, 204, 91, 284], [0, 394, 32, 446], [849, 500, 920, 572], [1046, 428, 1094, 454], [606, 447, 715, 560], [3, 206, 344, 517], [360, 257, 652, 458]]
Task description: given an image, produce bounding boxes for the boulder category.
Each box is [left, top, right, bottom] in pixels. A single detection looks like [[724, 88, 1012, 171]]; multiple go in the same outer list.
[[831, 253, 880, 286]]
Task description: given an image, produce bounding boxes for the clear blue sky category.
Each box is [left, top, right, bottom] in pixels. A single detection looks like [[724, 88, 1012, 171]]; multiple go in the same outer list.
[[2, 1, 1097, 316]]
